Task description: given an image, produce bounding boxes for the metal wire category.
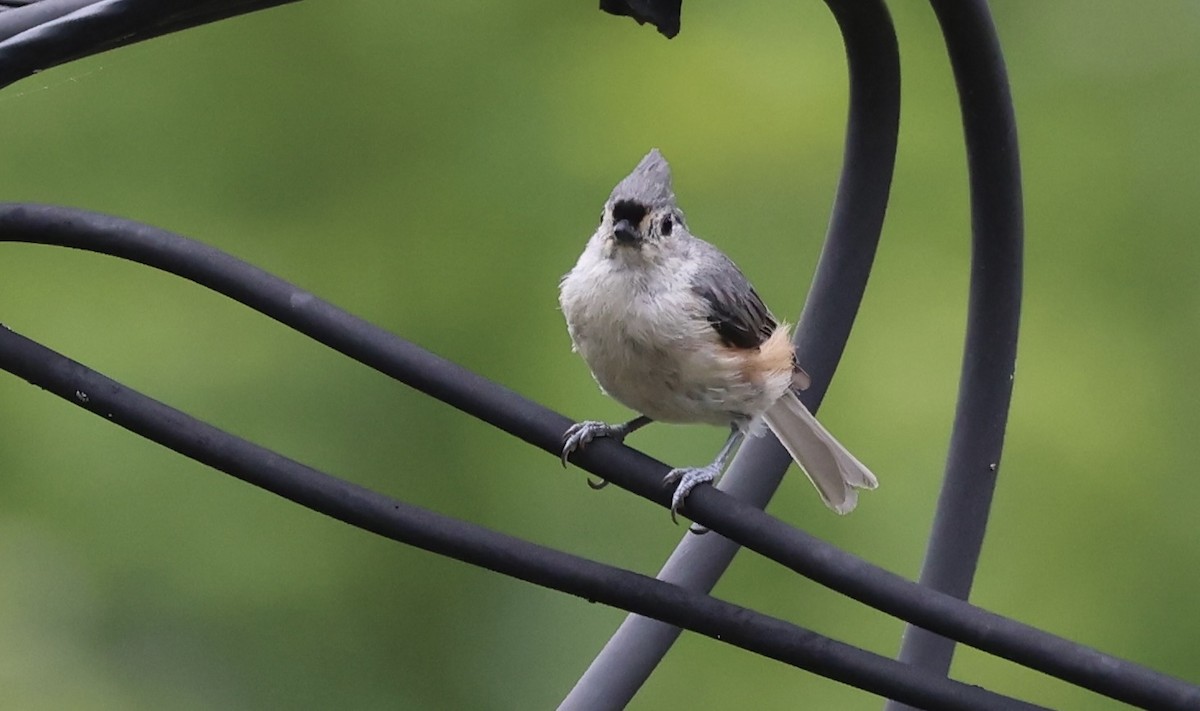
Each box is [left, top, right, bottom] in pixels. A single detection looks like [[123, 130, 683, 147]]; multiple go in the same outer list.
[[886, 4, 1025, 706], [0, 0, 300, 84]]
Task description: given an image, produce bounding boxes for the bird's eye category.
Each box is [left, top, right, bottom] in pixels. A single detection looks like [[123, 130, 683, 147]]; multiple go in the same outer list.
[[660, 215, 673, 236]]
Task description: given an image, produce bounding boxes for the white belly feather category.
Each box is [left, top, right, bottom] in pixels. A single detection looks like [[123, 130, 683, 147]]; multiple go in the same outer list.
[[559, 241, 788, 427]]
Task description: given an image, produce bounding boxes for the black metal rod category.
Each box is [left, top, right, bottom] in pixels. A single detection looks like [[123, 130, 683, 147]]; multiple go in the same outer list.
[[886, 3, 1024, 706], [562, 0, 901, 706], [0, 0, 95, 42], [0, 325, 1044, 711], [1, 206, 1196, 709], [0, 0, 300, 86]]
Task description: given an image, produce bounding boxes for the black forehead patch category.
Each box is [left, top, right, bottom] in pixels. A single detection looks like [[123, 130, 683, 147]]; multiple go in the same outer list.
[[611, 200, 647, 225]]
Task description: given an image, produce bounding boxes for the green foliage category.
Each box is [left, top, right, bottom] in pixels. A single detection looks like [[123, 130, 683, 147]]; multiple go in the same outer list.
[[1, 2, 1198, 708]]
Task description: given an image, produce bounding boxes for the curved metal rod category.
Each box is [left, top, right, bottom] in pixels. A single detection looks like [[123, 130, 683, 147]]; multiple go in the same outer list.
[[886, 3, 1024, 705], [2, 206, 1197, 708], [562, 0, 900, 707], [0, 1, 96, 42], [0, 0, 300, 88], [0, 328, 1040, 711]]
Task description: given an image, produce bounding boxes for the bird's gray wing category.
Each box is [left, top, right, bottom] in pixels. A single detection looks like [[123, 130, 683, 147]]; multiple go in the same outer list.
[[688, 243, 776, 350]]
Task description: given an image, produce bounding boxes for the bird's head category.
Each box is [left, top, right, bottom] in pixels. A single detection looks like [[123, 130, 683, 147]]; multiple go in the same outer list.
[[598, 149, 687, 259]]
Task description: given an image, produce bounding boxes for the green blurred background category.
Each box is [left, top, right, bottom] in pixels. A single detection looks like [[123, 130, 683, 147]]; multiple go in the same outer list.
[[1, 1, 1198, 708]]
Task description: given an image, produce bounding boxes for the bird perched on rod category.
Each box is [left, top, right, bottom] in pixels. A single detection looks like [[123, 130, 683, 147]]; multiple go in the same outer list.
[[559, 149, 876, 521]]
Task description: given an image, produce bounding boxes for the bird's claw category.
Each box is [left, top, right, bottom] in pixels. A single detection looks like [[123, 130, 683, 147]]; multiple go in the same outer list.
[[562, 420, 627, 489], [663, 464, 720, 525], [562, 420, 610, 465]]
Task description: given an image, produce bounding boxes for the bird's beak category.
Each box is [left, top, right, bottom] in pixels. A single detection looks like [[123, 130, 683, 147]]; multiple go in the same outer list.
[[612, 219, 640, 245]]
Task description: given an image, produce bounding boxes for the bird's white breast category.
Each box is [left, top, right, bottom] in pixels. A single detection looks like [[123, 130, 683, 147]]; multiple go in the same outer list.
[[559, 236, 783, 427]]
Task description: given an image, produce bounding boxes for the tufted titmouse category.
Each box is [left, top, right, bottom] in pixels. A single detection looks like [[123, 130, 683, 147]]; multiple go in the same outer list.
[[559, 149, 877, 520]]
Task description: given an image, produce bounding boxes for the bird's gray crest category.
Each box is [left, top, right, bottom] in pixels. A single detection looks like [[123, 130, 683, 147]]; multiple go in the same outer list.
[[609, 148, 676, 208]]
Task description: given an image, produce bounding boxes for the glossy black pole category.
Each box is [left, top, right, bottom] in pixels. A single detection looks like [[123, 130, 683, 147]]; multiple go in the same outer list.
[[886, 3, 1023, 708], [0, 0, 299, 87]]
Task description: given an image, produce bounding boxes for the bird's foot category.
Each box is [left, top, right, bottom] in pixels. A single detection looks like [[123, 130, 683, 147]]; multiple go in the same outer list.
[[663, 463, 721, 525], [561, 420, 630, 489]]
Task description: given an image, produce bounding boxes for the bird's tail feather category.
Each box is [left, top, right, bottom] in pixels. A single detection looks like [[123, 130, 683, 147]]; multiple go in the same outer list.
[[761, 390, 877, 514]]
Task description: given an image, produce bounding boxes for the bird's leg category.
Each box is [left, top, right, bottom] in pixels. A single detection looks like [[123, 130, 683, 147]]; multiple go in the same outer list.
[[663, 426, 745, 524], [561, 415, 653, 489]]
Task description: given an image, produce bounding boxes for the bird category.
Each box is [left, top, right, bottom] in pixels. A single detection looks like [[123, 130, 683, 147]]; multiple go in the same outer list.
[[558, 148, 877, 521]]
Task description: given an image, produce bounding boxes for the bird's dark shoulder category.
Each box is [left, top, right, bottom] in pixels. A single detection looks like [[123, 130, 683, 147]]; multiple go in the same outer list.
[[688, 241, 776, 350]]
